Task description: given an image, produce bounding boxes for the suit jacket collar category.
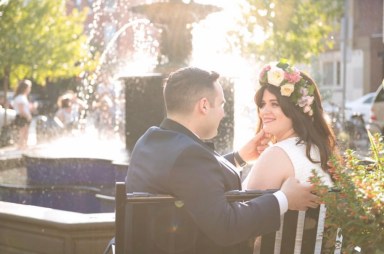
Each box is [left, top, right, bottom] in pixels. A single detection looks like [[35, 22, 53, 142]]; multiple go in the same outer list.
[[160, 118, 241, 189], [160, 118, 215, 151]]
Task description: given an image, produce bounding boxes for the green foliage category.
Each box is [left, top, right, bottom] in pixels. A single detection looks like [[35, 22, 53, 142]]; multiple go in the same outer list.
[[0, 0, 96, 88], [312, 132, 384, 253], [233, 0, 343, 63]]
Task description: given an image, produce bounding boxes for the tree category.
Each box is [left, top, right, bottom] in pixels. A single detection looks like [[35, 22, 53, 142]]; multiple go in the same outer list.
[[232, 0, 344, 64], [0, 0, 95, 93]]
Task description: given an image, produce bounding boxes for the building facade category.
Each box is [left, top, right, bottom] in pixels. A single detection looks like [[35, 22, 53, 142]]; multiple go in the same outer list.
[[317, 0, 384, 103]]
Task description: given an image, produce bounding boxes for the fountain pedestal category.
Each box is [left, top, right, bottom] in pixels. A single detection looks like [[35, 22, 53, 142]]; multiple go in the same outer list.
[[121, 75, 234, 154], [122, 1, 233, 153], [121, 74, 165, 151]]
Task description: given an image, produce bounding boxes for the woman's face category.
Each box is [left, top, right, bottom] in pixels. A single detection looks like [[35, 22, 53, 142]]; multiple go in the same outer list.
[[258, 89, 295, 141]]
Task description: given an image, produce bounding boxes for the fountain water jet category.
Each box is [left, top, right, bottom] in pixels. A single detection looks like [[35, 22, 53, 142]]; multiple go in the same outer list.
[[130, 0, 222, 71], [121, 0, 237, 154], [1, 0, 233, 214], [0, 1, 245, 253]]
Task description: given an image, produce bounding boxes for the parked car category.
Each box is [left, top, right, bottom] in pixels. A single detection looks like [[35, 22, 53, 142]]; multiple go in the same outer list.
[[344, 92, 375, 123], [368, 84, 384, 134]]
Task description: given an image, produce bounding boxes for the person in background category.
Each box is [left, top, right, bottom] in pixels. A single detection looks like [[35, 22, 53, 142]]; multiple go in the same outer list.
[[55, 96, 75, 132], [55, 90, 87, 132], [93, 94, 114, 138], [12, 79, 35, 149], [244, 60, 338, 253], [62, 90, 87, 121], [126, 66, 319, 254]]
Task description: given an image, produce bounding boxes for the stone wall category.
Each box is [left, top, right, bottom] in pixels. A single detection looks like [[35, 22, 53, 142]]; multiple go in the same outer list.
[[0, 201, 114, 254]]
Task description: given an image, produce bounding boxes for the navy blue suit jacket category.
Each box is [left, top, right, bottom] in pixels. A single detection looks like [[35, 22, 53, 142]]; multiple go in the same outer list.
[[126, 118, 280, 253]]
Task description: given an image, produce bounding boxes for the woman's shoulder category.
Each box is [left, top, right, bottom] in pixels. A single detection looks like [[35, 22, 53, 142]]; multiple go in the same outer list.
[[272, 137, 307, 157], [272, 137, 301, 148], [13, 94, 28, 103], [257, 145, 293, 169], [245, 145, 293, 189]]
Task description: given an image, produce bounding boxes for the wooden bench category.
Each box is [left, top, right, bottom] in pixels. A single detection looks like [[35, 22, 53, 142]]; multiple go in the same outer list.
[[108, 182, 341, 254]]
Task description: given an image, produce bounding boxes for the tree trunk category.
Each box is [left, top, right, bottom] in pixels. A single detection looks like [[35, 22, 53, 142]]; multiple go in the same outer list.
[[2, 66, 11, 126]]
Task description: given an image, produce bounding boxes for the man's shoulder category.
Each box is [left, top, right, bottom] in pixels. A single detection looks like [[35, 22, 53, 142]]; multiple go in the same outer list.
[[144, 126, 197, 145]]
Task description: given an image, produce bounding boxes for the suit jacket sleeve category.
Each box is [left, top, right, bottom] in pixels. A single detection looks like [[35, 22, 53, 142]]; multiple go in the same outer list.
[[224, 152, 236, 166], [169, 145, 281, 247]]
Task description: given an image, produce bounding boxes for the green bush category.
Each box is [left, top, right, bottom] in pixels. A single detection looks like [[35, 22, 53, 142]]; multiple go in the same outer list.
[[311, 132, 384, 253]]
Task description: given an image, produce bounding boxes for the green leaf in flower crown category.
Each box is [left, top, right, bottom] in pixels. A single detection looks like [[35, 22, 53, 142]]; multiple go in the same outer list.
[[277, 61, 289, 70]]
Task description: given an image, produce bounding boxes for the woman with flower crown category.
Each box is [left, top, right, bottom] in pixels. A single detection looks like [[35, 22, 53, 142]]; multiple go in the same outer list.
[[243, 60, 338, 254]]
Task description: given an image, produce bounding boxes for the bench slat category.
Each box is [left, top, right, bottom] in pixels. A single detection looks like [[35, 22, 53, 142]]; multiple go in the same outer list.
[[281, 211, 299, 253]]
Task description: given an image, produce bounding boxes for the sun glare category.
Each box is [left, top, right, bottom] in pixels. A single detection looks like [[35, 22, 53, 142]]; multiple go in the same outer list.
[[191, 0, 266, 76], [190, 0, 265, 149]]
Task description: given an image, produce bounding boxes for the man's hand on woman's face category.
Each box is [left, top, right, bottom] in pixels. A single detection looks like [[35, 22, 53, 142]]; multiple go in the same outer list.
[[238, 130, 272, 162], [255, 130, 271, 156]]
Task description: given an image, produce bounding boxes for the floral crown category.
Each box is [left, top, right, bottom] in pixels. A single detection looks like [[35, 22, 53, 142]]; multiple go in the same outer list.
[[259, 60, 315, 116]]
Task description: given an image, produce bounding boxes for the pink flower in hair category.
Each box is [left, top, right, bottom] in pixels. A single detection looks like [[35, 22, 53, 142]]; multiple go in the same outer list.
[[285, 70, 301, 84], [259, 65, 271, 82], [259, 60, 316, 117]]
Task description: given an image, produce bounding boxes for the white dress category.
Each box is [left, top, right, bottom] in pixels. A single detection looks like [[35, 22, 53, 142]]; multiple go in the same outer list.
[[272, 137, 333, 186], [254, 137, 333, 254]]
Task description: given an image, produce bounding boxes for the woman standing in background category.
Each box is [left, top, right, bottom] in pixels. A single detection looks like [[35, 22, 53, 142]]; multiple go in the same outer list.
[[12, 79, 34, 149]]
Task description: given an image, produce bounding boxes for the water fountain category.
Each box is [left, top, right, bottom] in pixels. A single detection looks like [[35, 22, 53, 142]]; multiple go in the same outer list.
[[122, 0, 236, 154], [0, 1, 240, 252], [0, 0, 233, 211]]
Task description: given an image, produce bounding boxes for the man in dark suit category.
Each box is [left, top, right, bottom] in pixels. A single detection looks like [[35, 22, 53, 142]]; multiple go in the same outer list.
[[126, 67, 318, 253]]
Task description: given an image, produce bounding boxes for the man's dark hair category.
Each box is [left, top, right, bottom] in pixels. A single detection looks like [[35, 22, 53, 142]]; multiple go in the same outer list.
[[163, 67, 220, 114]]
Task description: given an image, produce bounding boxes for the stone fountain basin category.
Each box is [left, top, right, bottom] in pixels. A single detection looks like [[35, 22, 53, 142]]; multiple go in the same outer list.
[[0, 142, 124, 253], [0, 200, 114, 254], [23, 142, 128, 186], [23, 154, 125, 186], [0, 142, 128, 214], [0, 183, 102, 213]]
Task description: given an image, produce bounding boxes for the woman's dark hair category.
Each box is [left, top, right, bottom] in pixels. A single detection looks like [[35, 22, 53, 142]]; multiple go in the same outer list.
[[14, 79, 32, 97], [61, 98, 72, 108], [255, 72, 337, 172]]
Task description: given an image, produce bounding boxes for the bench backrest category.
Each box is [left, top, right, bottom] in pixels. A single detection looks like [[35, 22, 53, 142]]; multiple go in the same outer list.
[[114, 182, 327, 254]]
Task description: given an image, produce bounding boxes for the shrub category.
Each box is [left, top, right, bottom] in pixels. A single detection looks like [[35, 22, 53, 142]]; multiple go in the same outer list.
[[311, 132, 384, 253]]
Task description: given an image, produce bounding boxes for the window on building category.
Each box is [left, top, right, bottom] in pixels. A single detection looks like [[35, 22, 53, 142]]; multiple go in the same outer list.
[[322, 61, 341, 87], [336, 61, 341, 86], [323, 62, 334, 86]]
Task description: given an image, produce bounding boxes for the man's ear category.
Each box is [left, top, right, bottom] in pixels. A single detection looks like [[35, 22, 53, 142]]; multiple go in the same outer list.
[[197, 97, 209, 113]]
